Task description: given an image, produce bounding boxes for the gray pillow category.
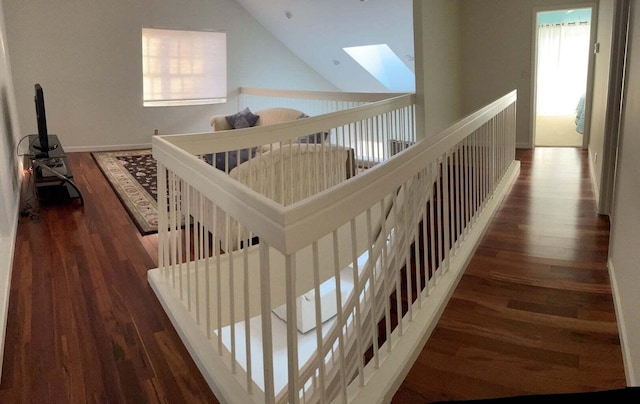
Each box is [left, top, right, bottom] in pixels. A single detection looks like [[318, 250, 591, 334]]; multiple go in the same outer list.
[[297, 132, 330, 144], [295, 113, 329, 143], [226, 107, 260, 129]]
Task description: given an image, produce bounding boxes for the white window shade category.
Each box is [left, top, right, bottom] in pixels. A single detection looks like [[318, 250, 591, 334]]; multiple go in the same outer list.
[[142, 28, 227, 107]]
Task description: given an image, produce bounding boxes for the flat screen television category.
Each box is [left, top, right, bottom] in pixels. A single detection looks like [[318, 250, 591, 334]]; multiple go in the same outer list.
[[33, 83, 54, 157]]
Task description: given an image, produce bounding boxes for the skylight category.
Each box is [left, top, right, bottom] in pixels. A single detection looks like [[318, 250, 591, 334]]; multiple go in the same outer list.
[[344, 44, 415, 92]]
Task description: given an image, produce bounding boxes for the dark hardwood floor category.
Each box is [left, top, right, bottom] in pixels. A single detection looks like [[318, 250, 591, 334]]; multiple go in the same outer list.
[[393, 148, 626, 402], [0, 147, 626, 403], [1, 152, 218, 403]]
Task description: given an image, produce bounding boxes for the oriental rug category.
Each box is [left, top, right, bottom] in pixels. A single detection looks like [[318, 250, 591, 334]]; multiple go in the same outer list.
[[92, 149, 160, 235]]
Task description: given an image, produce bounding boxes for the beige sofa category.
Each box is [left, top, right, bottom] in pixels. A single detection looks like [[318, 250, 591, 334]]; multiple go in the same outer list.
[[210, 107, 305, 131]]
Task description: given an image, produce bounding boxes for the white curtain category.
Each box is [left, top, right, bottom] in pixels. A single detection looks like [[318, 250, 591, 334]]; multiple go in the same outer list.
[[536, 23, 590, 116]]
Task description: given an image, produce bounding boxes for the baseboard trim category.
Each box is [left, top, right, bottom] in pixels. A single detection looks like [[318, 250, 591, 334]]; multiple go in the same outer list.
[[587, 146, 601, 213], [607, 258, 637, 386], [65, 143, 152, 153]]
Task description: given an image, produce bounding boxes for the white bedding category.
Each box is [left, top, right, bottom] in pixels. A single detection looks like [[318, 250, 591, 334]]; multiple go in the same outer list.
[[195, 143, 353, 252], [230, 143, 351, 205]]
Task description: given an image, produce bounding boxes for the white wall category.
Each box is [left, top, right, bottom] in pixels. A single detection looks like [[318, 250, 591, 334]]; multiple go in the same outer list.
[[0, 1, 20, 238], [609, 0, 640, 386], [413, 0, 463, 139], [3, 0, 337, 152], [459, 0, 600, 148], [0, 0, 23, 380]]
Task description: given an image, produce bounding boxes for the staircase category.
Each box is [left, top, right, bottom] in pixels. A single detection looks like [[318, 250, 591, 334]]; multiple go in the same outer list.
[[148, 90, 519, 402]]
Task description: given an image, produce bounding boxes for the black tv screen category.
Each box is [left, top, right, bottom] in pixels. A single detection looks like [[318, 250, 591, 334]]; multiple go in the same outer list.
[[33, 83, 50, 155]]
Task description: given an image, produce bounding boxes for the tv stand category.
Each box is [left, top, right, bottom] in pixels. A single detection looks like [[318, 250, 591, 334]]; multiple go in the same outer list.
[[29, 134, 83, 205], [32, 142, 59, 158]]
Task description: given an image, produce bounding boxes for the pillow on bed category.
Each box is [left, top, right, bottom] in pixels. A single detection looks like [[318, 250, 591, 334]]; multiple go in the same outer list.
[[203, 147, 259, 173], [297, 131, 330, 144], [225, 107, 260, 129], [295, 113, 330, 144]]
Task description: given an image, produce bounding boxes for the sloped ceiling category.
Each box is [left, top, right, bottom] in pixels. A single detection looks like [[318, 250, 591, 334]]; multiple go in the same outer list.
[[233, 0, 414, 93]]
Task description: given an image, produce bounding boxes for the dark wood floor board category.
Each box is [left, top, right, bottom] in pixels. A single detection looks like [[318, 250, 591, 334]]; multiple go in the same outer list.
[[411, 347, 608, 398], [479, 240, 609, 263], [489, 221, 608, 239], [482, 230, 610, 251], [489, 249, 607, 271], [433, 303, 614, 358], [2, 153, 218, 403], [394, 148, 626, 402], [429, 316, 573, 362], [399, 358, 527, 402], [467, 254, 606, 281]]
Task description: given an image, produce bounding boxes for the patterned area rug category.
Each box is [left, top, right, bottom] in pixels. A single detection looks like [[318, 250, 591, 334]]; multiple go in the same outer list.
[[92, 149, 160, 235]]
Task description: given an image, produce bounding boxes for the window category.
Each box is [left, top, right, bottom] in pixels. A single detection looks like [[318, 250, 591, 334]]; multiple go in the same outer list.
[[142, 28, 227, 107], [343, 44, 415, 92]]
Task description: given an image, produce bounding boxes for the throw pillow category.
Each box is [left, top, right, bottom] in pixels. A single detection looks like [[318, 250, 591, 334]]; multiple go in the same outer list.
[[297, 131, 330, 144], [203, 147, 258, 173], [225, 107, 260, 129], [295, 113, 329, 144]]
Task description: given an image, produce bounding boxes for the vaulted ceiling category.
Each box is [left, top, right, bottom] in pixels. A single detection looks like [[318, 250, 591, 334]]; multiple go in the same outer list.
[[233, 0, 415, 93]]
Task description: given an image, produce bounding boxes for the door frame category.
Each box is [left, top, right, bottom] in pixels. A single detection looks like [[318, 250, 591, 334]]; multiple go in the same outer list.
[[529, 2, 599, 148], [599, 0, 631, 215]]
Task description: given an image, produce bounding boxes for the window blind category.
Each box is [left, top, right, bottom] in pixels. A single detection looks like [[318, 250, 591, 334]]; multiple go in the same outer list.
[[142, 28, 227, 107]]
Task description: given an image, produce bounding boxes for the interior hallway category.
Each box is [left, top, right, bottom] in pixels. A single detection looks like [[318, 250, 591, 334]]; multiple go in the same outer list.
[[394, 147, 625, 402], [0, 148, 626, 402]]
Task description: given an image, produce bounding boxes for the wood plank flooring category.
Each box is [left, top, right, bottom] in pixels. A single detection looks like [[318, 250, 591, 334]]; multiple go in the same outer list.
[[393, 148, 626, 402], [0, 147, 626, 403], [0, 152, 218, 403]]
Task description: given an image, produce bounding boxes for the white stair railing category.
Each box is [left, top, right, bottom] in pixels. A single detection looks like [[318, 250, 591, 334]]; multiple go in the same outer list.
[[239, 87, 409, 117], [148, 91, 519, 403]]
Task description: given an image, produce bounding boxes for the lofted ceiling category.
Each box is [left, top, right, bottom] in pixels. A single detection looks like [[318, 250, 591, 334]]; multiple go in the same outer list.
[[232, 0, 415, 93]]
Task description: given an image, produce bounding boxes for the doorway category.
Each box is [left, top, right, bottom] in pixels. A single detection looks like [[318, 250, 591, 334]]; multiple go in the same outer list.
[[533, 8, 593, 147]]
